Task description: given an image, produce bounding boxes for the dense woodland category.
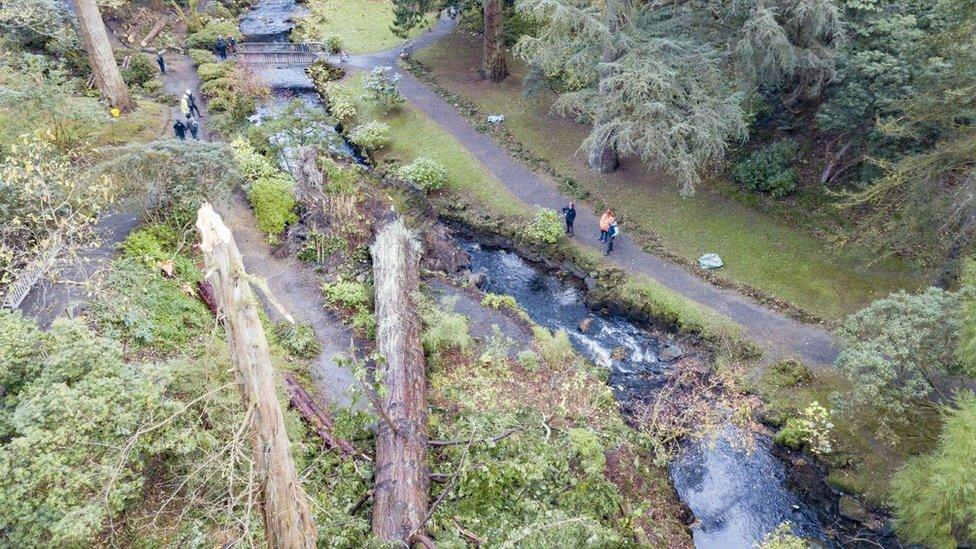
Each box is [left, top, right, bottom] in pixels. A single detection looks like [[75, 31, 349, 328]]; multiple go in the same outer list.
[[1, 0, 975, 547]]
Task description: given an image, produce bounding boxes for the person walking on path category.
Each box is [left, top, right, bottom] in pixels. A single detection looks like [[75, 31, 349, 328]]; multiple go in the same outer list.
[[179, 93, 191, 120], [561, 202, 577, 236], [188, 117, 200, 140], [605, 221, 619, 255], [215, 35, 228, 60], [173, 119, 187, 140], [156, 50, 165, 74], [228, 35, 237, 53], [599, 209, 614, 242], [185, 89, 201, 118]]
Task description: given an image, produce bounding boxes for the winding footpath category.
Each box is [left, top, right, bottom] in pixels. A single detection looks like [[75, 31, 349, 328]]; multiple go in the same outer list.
[[338, 17, 839, 366]]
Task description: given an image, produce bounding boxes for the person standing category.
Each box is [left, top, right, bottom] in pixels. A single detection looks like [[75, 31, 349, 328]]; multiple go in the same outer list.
[[561, 202, 577, 236], [605, 221, 619, 255], [156, 50, 165, 74], [185, 89, 201, 118], [599, 209, 614, 241], [179, 93, 191, 120], [188, 117, 200, 140], [173, 119, 186, 140], [228, 35, 237, 53], [215, 35, 227, 60]]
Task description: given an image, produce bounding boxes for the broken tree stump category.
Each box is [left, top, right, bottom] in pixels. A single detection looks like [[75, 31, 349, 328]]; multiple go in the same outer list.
[[140, 15, 168, 47], [370, 220, 430, 544], [283, 372, 359, 459], [195, 203, 317, 549]]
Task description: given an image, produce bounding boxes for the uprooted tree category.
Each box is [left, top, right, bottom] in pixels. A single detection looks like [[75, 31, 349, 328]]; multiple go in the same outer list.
[[369, 219, 431, 545], [195, 203, 318, 549]]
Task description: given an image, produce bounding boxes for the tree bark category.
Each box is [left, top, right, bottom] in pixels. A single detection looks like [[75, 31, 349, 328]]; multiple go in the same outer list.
[[587, 0, 622, 173], [283, 372, 360, 459], [195, 203, 317, 549], [72, 0, 136, 113], [369, 220, 430, 544], [481, 0, 508, 82]]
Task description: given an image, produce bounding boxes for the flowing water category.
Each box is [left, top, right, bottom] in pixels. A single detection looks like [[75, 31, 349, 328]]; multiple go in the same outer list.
[[463, 241, 832, 548], [237, 0, 835, 545]]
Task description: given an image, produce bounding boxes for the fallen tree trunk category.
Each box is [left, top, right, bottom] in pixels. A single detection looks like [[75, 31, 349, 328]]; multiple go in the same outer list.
[[283, 372, 360, 459], [140, 15, 168, 47], [370, 220, 430, 544], [195, 203, 317, 549]]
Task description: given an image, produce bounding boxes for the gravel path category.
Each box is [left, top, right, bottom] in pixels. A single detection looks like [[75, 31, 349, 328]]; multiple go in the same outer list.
[[334, 18, 840, 366]]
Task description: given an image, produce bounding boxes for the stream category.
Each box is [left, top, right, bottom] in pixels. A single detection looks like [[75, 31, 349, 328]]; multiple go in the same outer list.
[[237, 1, 836, 546], [462, 241, 833, 548]]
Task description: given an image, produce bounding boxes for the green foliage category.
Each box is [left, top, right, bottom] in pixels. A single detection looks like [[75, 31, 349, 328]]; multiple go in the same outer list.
[[733, 139, 799, 198], [186, 20, 242, 50], [758, 522, 809, 549], [274, 322, 323, 358], [957, 259, 976, 376], [421, 299, 474, 355], [834, 288, 962, 433], [348, 120, 392, 152], [522, 207, 563, 244], [197, 61, 233, 82], [481, 292, 518, 311], [119, 52, 156, 87], [94, 140, 239, 229], [398, 156, 448, 191], [772, 402, 833, 456], [188, 48, 214, 67], [361, 65, 404, 113], [120, 224, 199, 281], [766, 359, 813, 387], [248, 174, 298, 240], [324, 82, 358, 123], [773, 418, 806, 449], [307, 59, 346, 86], [197, 64, 269, 128], [891, 392, 976, 548], [322, 279, 372, 311], [532, 326, 575, 365], [0, 312, 176, 547]]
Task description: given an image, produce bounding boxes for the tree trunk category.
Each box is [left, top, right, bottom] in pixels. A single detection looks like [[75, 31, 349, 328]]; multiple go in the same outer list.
[[587, 0, 623, 173], [283, 372, 360, 459], [195, 203, 318, 549], [72, 0, 136, 113], [369, 220, 430, 544], [481, 0, 508, 82]]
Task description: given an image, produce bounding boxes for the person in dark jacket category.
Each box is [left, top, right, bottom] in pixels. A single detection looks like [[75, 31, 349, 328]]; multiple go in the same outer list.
[[188, 117, 200, 140], [605, 221, 619, 255], [173, 119, 187, 140], [228, 35, 237, 53], [215, 36, 228, 60], [185, 89, 201, 118], [561, 202, 577, 236], [156, 50, 165, 74]]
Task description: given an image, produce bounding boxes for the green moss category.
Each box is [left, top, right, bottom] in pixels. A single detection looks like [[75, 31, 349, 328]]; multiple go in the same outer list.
[[772, 418, 806, 449]]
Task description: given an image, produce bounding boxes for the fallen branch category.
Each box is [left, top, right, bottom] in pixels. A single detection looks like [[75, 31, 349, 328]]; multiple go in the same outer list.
[[408, 435, 475, 544], [453, 516, 485, 546], [196, 279, 219, 316], [348, 489, 373, 515], [429, 428, 519, 447], [140, 15, 167, 47], [283, 372, 365, 460]]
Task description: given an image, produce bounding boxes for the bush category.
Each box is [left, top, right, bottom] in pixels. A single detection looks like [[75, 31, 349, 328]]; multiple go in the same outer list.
[[307, 59, 346, 86], [188, 48, 214, 67], [361, 66, 404, 113], [186, 20, 242, 50], [422, 302, 474, 355], [321, 279, 372, 311], [348, 121, 391, 152], [326, 35, 343, 54], [398, 157, 448, 192], [481, 293, 519, 312], [197, 61, 233, 82], [325, 83, 357, 122], [523, 207, 563, 244], [758, 522, 808, 549], [892, 392, 976, 548], [732, 139, 800, 198], [274, 322, 323, 358], [247, 174, 298, 239], [772, 402, 833, 456], [119, 52, 156, 86]]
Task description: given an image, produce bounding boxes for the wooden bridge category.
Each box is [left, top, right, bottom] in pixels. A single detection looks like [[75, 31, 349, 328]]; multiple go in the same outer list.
[[234, 42, 330, 65]]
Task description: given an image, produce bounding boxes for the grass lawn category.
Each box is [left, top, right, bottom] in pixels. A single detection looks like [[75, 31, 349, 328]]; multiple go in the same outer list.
[[412, 32, 928, 321], [294, 0, 430, 54]]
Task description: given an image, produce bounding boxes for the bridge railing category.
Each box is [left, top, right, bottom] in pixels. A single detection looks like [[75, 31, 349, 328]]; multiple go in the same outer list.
[[233, 42, 329, 65]]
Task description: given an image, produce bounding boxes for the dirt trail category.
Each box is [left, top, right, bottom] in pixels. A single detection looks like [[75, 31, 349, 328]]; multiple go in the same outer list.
[[218, 195, 358, 406]]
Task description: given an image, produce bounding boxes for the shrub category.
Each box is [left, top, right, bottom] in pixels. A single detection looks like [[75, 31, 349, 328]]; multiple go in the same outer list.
[[361, 66, 404, 113], [274, 322, 323, 358], [481, 292, 519, 311], [325, 83, 357, 122], [398, 157, 448, 191], [956, 259, 976, 376], [197, 61, 233, 82], [767, 359, 812, 387], [772, 402, 833, 456], [522, 207, 563, 244], [188, 48, 214, 67], [891, 392, 976, 548], [247, 174, 298, 240], [186, 20, 241, 50], [758, 522, 808, 549], [119, 52, 156, 86], [422, 302, 473, 355], [120, 225, 198, 281], [348, 121, 391, 152], [231, 137, 279, 180], [307, 59, 346, 86], [732, 139, 800, 198], [325, 35, 343, 53], [321, 279, 372, 311], [533, 326, 575, 366]]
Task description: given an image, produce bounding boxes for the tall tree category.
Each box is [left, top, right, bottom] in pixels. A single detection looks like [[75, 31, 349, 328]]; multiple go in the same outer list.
[[481, 0, 508, 81], [516, 0, 842, 184], [71, 0, 135, 113]]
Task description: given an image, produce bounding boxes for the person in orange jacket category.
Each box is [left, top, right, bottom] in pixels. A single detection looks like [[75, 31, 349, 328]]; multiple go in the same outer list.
[[599, 209, 614, 242]]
